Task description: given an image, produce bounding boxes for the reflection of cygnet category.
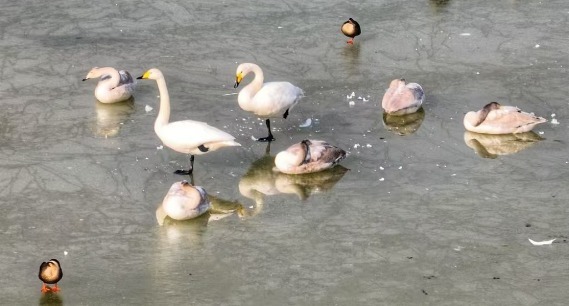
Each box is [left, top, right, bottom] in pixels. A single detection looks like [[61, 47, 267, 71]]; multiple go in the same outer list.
[[381, 78, 424, 115], [274, 166, 350, 200], [463, 102, 546, 134], [93, 98, 135, 138], [383, 108, 425, 136], [160, 181, 210, 222], [464, 131, 543, 159], [274, 140, 347, 174], [239, 154, 349, 216], [82, 67, 136, 103]]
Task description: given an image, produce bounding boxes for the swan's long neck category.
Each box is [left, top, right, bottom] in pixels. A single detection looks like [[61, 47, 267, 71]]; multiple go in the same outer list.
[[238, 65, 264, 111], [154, 76, 171, 132]]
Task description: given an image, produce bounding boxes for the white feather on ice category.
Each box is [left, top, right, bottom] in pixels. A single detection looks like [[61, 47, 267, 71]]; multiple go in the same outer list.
[[528, 238, 556, 246]]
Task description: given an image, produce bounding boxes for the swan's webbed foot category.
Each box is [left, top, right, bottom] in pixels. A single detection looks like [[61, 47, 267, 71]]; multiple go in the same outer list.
[[256, 135, 275, 142], [347, 39, 354, 44], [174, 169, 193, 175]]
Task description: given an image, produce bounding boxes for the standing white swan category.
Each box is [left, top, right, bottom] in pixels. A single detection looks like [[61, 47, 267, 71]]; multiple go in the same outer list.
[[137, 68, 241, 175], [234, 63, 304, 142], [82, 67, 136, 103]]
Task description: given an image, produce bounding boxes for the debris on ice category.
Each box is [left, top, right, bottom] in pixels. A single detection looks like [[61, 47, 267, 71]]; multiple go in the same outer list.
[[528, 238, 555, 246]]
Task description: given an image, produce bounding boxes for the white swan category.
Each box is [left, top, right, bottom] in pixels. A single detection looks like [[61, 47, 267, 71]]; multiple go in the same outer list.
[[464, 102, 547, 134], [82, 67, 136, 103], [381, 78, 424, 115], [274, 139, 347, 174], [137, 68, 241, 174], [234, 63, 304, 142], [161, 180, 211, 221]]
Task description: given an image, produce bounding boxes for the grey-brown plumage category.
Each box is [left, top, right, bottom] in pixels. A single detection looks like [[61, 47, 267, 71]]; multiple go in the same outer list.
[[341, 18, 361, 44], [274, 139, 347, 174], [39, 259, 62, 293], [463, 102, 547, 134]]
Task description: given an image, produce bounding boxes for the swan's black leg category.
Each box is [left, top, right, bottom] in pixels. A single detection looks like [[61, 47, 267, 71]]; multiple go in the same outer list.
[[174, 155, 194, 175], [257, 119, 275, 142]]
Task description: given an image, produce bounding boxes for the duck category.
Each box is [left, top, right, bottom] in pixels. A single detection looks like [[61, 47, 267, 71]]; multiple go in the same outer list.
[[381, 78, 424, 115], [274, 139, 347, 174], [463, 102, 547, 134], [341, 18, 361, 44], [137, 68, 241, 175], [161, 180, 211, 221], [234, 63, 304, 142], [38, 259, 62, 293], [82, 67, 136, 103]]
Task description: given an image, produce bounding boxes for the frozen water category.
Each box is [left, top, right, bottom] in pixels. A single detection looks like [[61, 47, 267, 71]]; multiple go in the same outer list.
[[1, 0, 569, 305]]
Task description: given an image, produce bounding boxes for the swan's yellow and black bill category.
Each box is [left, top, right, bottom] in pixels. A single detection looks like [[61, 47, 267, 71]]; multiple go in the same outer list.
[[137, 70, 151, 80], [234, 72, 243, 88]]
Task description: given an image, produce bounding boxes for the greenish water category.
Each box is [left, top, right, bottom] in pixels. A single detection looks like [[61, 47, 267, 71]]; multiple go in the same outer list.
[[1, 0, 568, 305]]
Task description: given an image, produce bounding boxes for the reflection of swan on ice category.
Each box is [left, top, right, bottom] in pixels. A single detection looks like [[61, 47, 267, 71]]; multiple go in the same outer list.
[[382, 108, 425, 136], [463, 131, 544, 159], [92, 98, 135, 138], [238, 152, 349, 216]]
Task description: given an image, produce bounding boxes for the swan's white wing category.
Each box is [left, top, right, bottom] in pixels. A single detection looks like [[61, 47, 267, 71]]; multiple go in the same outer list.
[[158, 120, 237, 150], [252, 82, 304, 117]]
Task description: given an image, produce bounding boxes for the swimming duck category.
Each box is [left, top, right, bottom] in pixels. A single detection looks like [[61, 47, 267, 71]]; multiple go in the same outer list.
[[38, 259, 62, 293], [381, 78, 424, 115], [341, 18, 361, 44], [137, 68, 241, 175], [82, 67, 136, 103], [234, 63, 304, 142], [274, 139, 347, 174], [161, 180, 211, 221], [463, 102, 547, 134]]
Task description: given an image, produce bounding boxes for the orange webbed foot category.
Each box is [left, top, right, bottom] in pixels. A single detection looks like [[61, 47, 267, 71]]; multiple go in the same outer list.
[[347, 39, 354, 44], [41, 284, 51, 293], [51, 284, 60, 293]]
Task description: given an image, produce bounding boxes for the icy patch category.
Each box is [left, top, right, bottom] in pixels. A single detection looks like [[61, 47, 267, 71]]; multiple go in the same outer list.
[[551, 118, 559, 125], [348, 101, 355, 107], [157, 145, 163, 150], [459, 33, 471, 36], [145, 105, 153, 112]]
